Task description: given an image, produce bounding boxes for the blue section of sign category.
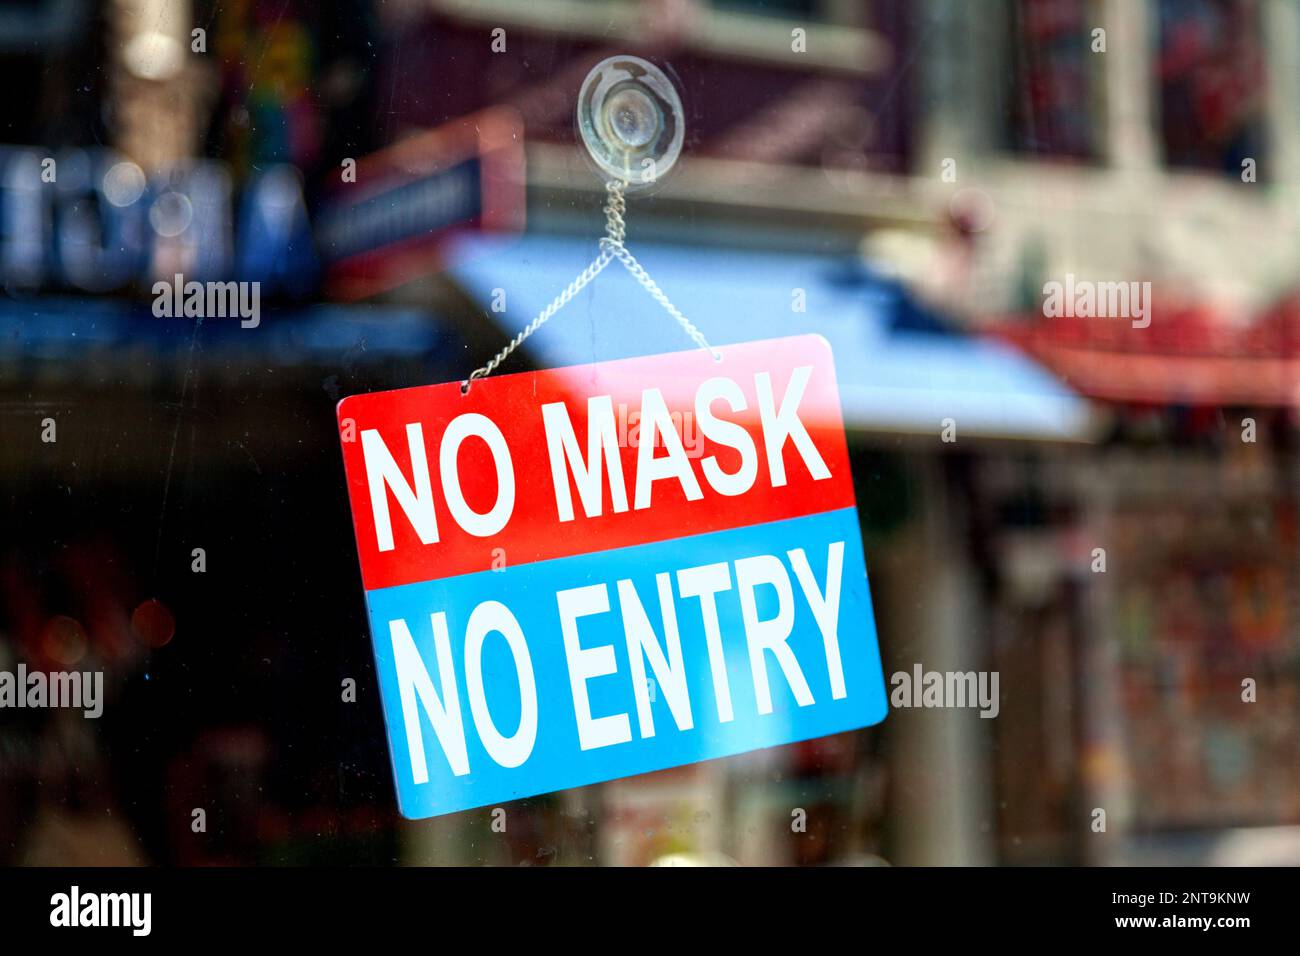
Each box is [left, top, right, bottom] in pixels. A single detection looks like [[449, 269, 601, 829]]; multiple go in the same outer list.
[[363, 507, 887, 819], [316, 158, 482, 262]]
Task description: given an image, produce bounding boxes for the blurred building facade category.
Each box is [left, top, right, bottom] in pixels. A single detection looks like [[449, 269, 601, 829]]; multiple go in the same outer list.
[[3, 0, 1300, 866]]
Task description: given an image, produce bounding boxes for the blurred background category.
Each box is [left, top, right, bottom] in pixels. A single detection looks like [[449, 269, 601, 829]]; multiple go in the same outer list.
[[3, 0, 1300, 866]]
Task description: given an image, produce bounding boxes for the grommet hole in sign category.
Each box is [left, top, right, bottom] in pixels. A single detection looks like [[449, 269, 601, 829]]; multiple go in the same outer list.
[[462, 56, 719, 396]]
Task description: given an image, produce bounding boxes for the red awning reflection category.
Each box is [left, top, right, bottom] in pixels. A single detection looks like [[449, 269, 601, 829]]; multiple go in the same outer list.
[[985, 296, 1300, 407]]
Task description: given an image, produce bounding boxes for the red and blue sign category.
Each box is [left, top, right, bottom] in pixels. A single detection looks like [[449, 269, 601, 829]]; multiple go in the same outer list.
[[338, 335, 886, 818]]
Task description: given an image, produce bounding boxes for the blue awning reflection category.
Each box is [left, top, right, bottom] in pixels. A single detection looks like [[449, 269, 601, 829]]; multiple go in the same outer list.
[[447, 234, 1094, 442], [0, 295, 453, 367]]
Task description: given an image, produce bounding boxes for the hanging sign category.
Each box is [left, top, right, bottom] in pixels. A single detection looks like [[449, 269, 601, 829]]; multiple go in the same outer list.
[[337, 335, 887, 819]]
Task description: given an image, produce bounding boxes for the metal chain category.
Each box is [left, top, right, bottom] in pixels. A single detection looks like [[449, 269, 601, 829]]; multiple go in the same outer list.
[[464, 248, 613, 390], [603, 240, 719, 357], [464, 179, 719, 392], [603, 177, 627, 244]]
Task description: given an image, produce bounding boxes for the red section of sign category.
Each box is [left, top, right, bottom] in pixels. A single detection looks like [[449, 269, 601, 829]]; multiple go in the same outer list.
[[338, 335, 855, 591]]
